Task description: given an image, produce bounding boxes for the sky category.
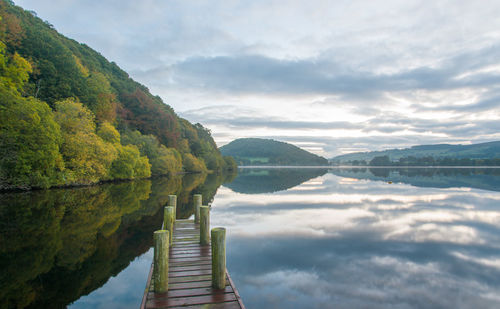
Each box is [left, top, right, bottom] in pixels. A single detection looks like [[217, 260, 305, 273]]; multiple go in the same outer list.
[[15, 0, 500, 157]]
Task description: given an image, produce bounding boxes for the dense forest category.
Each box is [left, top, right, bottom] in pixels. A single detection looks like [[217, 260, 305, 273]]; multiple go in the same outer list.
[[332, 141, 500, 166], [0, 0, 236, 190], [220, 138, 328, 166]]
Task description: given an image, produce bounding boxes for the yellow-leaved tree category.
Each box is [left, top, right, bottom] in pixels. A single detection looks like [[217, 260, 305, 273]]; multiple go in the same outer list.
[[0, 41, 32, 94], [54, 99, 117, 184]]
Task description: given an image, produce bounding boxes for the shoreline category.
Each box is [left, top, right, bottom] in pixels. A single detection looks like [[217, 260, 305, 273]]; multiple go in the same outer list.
[[0, 169, 237, 193], [238, 165, 500, 169]]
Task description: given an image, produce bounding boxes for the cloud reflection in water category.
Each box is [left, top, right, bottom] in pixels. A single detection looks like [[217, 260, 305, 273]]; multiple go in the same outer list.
[[210, 169, 500, 308]]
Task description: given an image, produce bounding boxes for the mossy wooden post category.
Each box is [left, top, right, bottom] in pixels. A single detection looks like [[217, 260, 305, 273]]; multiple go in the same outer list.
[[163, 206, 174, 246], [168, 195, 177, 221], [211, 227, 226, 289], [200, 206, 210, 245], [153, 230, 169, 293], [193, 194, 202, 223]]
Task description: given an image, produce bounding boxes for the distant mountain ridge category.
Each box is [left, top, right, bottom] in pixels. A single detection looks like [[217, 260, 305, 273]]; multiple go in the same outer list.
[[332, 141, 500, 164], [220, 138, 329, 166]]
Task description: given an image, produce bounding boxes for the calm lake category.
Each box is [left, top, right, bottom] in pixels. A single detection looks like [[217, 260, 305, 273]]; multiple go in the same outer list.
[[2, 167, 500, 308]]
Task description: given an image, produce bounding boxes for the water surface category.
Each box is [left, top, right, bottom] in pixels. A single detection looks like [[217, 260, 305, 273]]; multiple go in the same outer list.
[[0, 173, 234, 308], [210, 168, 500, 309], [2, 167, 500, 308]]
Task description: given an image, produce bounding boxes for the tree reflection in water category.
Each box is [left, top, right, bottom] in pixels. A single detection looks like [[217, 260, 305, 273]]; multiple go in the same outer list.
[[0, 171, 235, 309]]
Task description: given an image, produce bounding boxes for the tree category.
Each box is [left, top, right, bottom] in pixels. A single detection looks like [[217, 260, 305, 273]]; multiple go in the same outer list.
[[54, 99, 117, 184], [0, 86, 64, 189], [0, 41, 32, 94], [121, 130, 182, 176], [369, 155, 392, 166], [223, 156, 237, 171], [109, 144, 151, 179], [182, 153, 207, 173], [97, 121, 120, 145]]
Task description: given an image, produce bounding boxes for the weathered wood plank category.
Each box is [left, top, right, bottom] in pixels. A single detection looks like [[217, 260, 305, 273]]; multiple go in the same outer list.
[[170, 264, 212, 272], [146, 293, 237, 308], [169, 260, 212, 267], [169, 256, 212, 263], [169, 301, 242, 309], [170, 249, 211, 255], [167, 280, 230, 291], [148, 286, 233, 300], [169, 269, 211, 278], [169, 274, 212, 283]]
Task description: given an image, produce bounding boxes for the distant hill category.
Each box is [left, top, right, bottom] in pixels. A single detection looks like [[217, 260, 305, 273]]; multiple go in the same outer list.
[[332, 141, 500, 165], [220, 138, 329, 166]]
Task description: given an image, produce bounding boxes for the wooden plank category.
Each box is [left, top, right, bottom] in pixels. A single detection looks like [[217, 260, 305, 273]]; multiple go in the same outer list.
[[169, 274, 212, 283], [148, 286, 233, 300], [169, 301, 242, 309], [146, 293, 237, 308], [227, 271, 246, 309], [170, 252, 211, 258], [171, 243, 208, 248], [170, 264, 212, 272], [170, 249, 211, 255], [172, 240, 200, 245], [170, 250, 209, 255], [167, 280, 230, 291], [171, 246, 209, 251], [140, 263, 154, 309], [169, 260, 212, 267], [169, 256, 211, 263], [169, 269, 211, 278]]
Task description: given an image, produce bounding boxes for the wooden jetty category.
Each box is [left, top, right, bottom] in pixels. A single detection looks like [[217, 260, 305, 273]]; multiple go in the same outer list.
[[141, 219, 245, 309]]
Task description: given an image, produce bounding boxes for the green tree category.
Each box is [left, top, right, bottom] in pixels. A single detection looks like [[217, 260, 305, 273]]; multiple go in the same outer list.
[[109, 144, 151, 180], [121, 130, 182, 176], [369, 155, 392, 166], [54, 99, 117, 184], [0, 86, 64, 189], [0, 41, 32, 94], [97, 121, 120, 145], [223, 156, 237, 171], [182, 153, 207, 173]]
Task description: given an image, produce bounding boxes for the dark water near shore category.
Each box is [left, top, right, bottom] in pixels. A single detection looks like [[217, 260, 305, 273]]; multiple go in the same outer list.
[[2, 167, 500, 308], [0, 173, 234, 309]]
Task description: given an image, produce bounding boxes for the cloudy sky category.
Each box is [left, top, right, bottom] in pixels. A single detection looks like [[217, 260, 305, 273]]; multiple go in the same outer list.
[[16, 0, 500, 157]]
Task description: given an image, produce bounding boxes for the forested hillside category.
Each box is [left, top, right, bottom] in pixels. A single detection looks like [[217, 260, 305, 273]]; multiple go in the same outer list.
[[332, 141, 500, 166], [0, 0, 235, 190], [220, 138, 328, 166]]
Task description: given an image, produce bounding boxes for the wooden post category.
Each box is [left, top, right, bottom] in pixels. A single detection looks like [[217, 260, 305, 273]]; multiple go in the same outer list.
[[211, 227, 226, 289], [163, 206, 174, 246], [193, 194, 202, 223], [153, 230, 169, 293], [200, 206, 210, 245], [168, 195, 177, 221]]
